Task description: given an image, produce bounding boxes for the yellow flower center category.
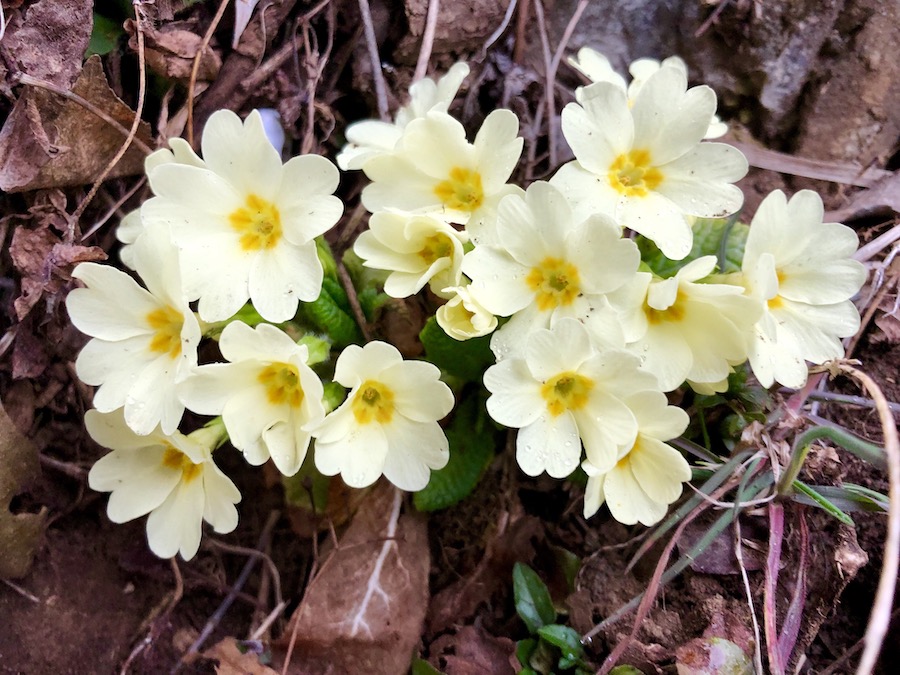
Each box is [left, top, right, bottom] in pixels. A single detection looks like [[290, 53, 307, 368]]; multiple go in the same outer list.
[[146, 305, 183, 358], [608, 149, 663, 197], [645, 290, 687, 324], [767, 295, 783, 310], [258, 363, 305, 407], [526, 257, 581, 311], [434, 167, 484, 212], [417, 233, 455, 265], [229, 194, 283, 251], [351, 380, 395, 425], [161, 445, 202, 483], [541, 371, 594, 417]]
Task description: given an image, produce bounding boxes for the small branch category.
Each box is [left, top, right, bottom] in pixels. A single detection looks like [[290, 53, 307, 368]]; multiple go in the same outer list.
[[187, 0, 231, 147], [734, 511, 764, 675], [337, 261, 373, 342], [763, 502, 786, 675], [854, 222, 900, 263], [477, 0, 517, 63], [530, 1, 555, 167], [357, 0, 390, 121], [413, 0, 440, 83], [81, 176, 147, 241]]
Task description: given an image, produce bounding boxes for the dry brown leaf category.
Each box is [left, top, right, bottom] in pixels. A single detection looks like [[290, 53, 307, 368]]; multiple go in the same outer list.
[[201, 637, 279, 675], [126, 19, 222, 81], [274, 481, 429, 675], [9, 223, 106, 321], [0, 0, 92, 88], [0, 56, 152, 193], [429, 624, 516, 675], [0, 400, 47, 579]]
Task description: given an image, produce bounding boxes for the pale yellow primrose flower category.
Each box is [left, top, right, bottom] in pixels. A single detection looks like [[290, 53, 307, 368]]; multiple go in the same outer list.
[[568, 47, 627, 90], [311, 342, 454, 491], [353, 211, 467, 299], [141, 109, 343, 323], [611, 256, 761, 392], [583, 390, 690, 526], [436, 283, 498, 341], [551, 66, 747, 260], [178, 322, 326, 476], [86, 409, 240, 560], [337, 62, 470, 171], [462, 181, 640, 359], [484, 318, 658, 478], [67, 227, 201, 436], [739, 190, 867, 388], [361, 109, 524, 244], [117, 138, 206, 270]]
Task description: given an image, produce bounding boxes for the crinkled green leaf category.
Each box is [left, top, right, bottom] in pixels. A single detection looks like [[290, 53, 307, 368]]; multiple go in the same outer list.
[[638, 217, 749, 278], [517, 638, 539, 667], [538, 624, 585, 660], [411, 658, 444, 675], [513, 563, 557, 634], [297, 281, 362, 348], [87, 13, 124, 57], [609, 667, 645, 675], [419, 317, 495, 381], [413, 396, 496, 511]]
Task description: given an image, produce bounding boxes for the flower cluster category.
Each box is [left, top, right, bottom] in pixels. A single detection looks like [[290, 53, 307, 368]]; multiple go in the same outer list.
[[69, 110, 454, 559], [69, 48, 868, 557], [348, 52, 866, 525]]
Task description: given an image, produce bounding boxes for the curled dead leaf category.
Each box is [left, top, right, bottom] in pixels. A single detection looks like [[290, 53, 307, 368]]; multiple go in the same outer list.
[[126, 19, 222, 81], [0, 56, 152, 192], [273, 481, 430, 675], [0, 401, 47, 579]]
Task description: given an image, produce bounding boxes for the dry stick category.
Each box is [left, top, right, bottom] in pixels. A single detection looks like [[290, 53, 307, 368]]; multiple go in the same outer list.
[[544, 0, 589, 167], [413, 0, 440, 83], [845, 277, 894, 360], [836, 364, 900, 675], [820, 607, 900, 675], [855, 222, 900, 262], [1, 577, 40, 603], [183, 511, 281, 660], [337, 261, 373, 342], [68, 0, 149, 234], [734, 511, 765, 675], [81, 176, 147, 241], [777, 509, 809, 667], [357, 0, 390, 122], [530, 1, 556, 167], [694, 0, 733, 37], [476, 0, 518, 63], [512, 0, 530, 65], [13, 74, 153, 155], [186, 0, 231, 147], [764, 502, 787, 675]]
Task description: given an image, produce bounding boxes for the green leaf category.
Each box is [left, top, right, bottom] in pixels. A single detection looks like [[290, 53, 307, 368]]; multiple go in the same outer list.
[[791, 481, 856, 525], [419, 316, 495, 381], [513, 563, 557, 633], [410, 658, 444, 675], [297, 283, 362, 348], [638, 217, 749, 278], [516, 638, 539, 667], [552, 546, 582, 594], [413, 396, 496, 511], [609, 667, 645, 675], [538, 624, 585, 660], [87, 13, 124, 56]]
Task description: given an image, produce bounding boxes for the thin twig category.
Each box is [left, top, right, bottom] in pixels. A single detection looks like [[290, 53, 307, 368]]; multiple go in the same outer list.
[[694, 0, 733, 37], [248, 600, 289, 641], [183, 511, 281, 660], [477, 0, 518, 62], [854, 222, 900, 262], [764, 502, 786, 675], [207, 538, 284, 610], [1, 577, 40, 603], [836, 364, 900, 675], [734, 512, 764, 675], [187, 0, 231, 147], [81, 176, 147, 241], [337, 261, 372, 342], [777, 509, 809, 667], [357, 0, 390, 121], [68, 0, 149, 235], [413, 0, 440, 83], [530, 1, 555, 167], [39, 454, 88, 480], [784, 387, 900, 414], [13, 74, 153, 155]]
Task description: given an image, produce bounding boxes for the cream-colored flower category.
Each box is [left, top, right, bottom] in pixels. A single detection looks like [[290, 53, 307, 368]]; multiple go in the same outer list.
[[337, 62, 470, 171], [141, 109, 343, 323], [436, 283, 498, 340], [117, 138, 205, 270], [552, 66, 747, 260], [583, 390, 690, 526], [612, 256, 762, 392], [739, 190, 867, 388], [86, 410, 240, 560], [311, 342, 454, 491], [353, 211, 467, 299], [67, 227, 201, 435], [361, 109, 524, 243], [568, 47, 627, 90], [462, 181, 640, 358], [484, 318, 658, 478], [178, 322, 326, 476]]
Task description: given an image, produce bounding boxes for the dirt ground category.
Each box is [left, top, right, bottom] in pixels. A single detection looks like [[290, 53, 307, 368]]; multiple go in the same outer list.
[[1, 0, 899, 673]]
